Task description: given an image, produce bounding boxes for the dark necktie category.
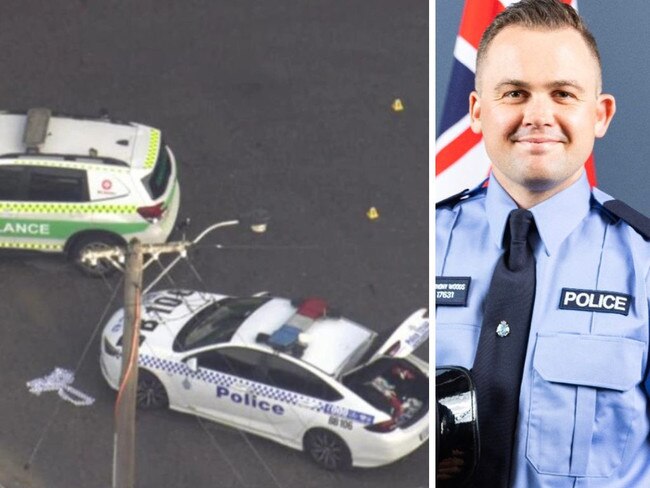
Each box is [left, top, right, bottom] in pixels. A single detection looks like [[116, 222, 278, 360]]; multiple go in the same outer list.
[[471, 209, 537, 488]]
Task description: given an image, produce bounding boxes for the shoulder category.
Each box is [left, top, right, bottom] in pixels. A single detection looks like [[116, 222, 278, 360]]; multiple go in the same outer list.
[[436, 183, 489, 240], [435, 182, 488, 211], [591, 188, 650, 241]]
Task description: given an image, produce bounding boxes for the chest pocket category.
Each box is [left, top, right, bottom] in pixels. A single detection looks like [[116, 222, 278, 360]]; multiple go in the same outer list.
[[526, 332, 645, 477]]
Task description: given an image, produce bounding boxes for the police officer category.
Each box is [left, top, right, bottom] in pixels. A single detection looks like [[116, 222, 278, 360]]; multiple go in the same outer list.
[[436, 0, 650, 486]]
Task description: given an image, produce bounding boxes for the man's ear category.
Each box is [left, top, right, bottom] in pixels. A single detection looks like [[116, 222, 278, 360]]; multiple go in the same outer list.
[[595, 93, 616, 138], [469, 91, 482, 134]]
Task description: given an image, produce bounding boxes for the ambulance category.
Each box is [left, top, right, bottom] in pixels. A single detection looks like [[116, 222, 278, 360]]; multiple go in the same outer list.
[[0, 108, 180, 276]]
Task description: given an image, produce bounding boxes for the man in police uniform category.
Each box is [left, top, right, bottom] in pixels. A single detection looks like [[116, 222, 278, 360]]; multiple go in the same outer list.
[[436, 0, 650, 486]]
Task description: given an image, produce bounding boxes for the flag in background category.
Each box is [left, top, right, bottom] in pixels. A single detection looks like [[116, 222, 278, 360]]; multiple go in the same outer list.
[[435, 0, 596, 201]]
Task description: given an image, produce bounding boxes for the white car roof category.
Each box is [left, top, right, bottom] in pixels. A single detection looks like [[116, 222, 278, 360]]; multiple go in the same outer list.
[[0, 112, 157, 169], [233, 298, 375, 377]]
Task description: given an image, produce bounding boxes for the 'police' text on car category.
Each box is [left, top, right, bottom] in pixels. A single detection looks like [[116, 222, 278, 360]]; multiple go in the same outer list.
[[100, 290, 429, 470]]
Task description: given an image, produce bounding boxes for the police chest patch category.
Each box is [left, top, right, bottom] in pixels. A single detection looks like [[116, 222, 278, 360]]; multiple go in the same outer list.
[[559, 288, 631, 316], [436, 277, 471, 306]]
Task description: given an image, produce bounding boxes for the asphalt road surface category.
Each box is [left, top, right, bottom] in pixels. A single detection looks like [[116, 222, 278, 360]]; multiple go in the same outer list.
[[0, 2, 428, 487]]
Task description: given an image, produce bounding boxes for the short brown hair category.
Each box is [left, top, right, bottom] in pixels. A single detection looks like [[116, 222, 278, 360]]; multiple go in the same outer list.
[[475, 0, 601, 88]]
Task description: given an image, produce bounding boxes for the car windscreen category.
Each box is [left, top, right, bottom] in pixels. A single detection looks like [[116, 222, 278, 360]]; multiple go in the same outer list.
[[144, 143, 171, 199], [173, 297, 271, 352]]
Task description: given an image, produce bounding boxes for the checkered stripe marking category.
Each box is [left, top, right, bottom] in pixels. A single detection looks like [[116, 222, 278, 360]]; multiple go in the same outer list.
[[0, 202, 137, 214], [7, 159, 129, 173], [140, 355, 189, 375], [0, 241, 63, 251], [139, 354, 374, 424], [140, 354, 304, 406], [144, 129, 161, 169], [194, 368, 237, 388], [250, 382, 301, 405]]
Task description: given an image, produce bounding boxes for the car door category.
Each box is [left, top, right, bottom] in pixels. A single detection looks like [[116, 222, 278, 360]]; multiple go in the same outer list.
[[22, 164, 90, 250], [178, 346, 270, 431], [254, 353, 344, 442], [0, 164, 29, 248]]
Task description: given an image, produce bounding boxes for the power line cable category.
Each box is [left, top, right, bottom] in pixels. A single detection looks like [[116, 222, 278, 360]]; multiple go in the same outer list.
[[194, 418, 249, 488], [24, 280, 122, 470]]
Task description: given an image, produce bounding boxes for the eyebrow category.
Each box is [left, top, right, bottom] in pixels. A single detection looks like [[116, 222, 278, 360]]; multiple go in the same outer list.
[[494, 79, 586, 93]]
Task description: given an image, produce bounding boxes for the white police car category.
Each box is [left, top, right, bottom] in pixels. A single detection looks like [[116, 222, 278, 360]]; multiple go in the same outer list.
[[100, 290, 429, 469], [0, 108, 180, 276]]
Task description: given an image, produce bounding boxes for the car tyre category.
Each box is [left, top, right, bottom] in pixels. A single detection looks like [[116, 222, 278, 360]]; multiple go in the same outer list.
[[68, 232, 123, 277], [304, 428, 352, 470], [136, 370, 169, 410]]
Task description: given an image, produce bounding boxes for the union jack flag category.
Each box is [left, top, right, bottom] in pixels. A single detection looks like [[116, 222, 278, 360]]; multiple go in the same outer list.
[[435, 0, 595, 200]]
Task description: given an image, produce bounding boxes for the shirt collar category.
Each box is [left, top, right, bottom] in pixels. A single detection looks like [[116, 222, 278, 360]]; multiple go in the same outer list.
[[485, 172, 591, 256]]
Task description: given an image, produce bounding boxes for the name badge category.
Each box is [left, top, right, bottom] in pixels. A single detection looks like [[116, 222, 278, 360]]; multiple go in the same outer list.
[[559, 288, 631, 316], [436, 277, 471, 306]]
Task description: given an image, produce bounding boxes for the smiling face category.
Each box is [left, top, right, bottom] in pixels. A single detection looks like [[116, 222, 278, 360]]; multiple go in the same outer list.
[[470, 26, 616, 207]]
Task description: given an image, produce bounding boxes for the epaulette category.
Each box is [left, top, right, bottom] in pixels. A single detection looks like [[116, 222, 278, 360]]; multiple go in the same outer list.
[[592, 194, 650, 241], [435, 179, 488, 209]]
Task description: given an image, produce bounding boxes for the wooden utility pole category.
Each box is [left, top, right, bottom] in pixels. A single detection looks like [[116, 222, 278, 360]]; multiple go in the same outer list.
[[81, 211, 269, 488], [113, 239, 143, 488], [87, 239, 186, 488]]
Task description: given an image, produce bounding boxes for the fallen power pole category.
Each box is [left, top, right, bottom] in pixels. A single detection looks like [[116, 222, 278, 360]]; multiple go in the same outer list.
[[81, 212, 269, 488]]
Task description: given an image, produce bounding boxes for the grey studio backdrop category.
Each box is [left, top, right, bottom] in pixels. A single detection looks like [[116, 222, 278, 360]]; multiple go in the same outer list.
[[436, 2, 650, 215]]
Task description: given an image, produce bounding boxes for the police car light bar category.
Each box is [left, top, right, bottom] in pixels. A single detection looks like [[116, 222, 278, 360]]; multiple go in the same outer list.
[[267, 324, 303, 349], [266, 297, 327, 354]]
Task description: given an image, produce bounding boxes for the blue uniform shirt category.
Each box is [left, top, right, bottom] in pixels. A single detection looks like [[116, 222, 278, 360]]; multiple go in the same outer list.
[[436, 173, 650, 487]]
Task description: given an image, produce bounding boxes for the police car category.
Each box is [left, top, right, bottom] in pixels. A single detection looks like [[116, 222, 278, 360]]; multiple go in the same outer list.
[[100, 290, 429, 469], [0, 108, 180, 276]]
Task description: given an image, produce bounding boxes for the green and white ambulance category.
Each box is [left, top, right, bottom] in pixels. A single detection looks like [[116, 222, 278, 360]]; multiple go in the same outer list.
[[0, 108, 180, 276]]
